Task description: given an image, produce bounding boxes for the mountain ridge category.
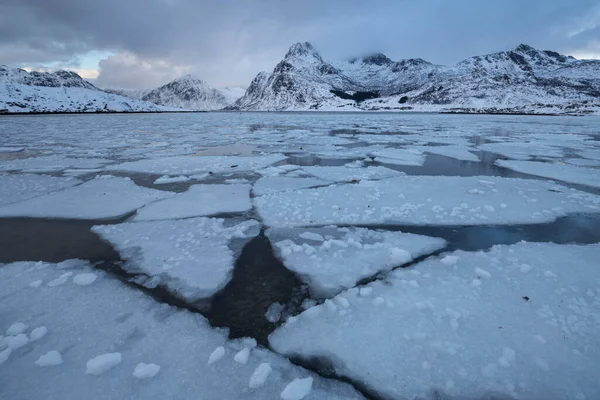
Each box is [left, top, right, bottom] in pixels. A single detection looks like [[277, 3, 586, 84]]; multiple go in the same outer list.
[[0, 65, 176, 113], [105, 75, 245, 111], [231, 42, 600, 115]]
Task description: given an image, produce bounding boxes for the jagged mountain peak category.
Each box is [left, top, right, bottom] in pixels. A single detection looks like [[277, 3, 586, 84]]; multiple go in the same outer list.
[[165, 74, 209, 88], [357, 53, 393, 66], [514, 43, 538, 53], [173, 73, 205, 83], [284, 42, 321, 60]]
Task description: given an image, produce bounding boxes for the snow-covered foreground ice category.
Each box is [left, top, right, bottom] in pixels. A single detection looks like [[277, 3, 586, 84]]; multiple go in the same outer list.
[[270, 242, 600, 400], [0, 174, 81, 206], [255, 175, 600, 228], [0, 176, 173, 219], [133, 184, 252, 221], [92, 218, 260, 301], [0, 260, 362, 400], [496, 159, 600, 189], [108, 155, 286, 176], [267, 227, 446, 297]]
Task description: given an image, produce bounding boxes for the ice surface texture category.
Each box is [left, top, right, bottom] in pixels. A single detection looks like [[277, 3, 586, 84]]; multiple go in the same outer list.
[[0, 260, 362, 400], [255, 175, 600, 228], [270, 242, 600, 400]]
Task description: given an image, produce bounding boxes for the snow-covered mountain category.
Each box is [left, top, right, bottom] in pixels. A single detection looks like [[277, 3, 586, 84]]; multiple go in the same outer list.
[[0, 65, 176, 113], [106, 75, 244, 111], [231, 42, 600, 115]]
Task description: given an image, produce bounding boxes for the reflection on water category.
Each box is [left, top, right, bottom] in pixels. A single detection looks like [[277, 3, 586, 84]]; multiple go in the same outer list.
[[0, 217, 124, 263], [204, 232, 305, 345], [354, 213, 600, 252]]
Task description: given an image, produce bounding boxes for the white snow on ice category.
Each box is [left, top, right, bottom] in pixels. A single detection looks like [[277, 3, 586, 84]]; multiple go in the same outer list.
[[73, 273, 98, 286], [92, 218, 260, 301], [0, 176, 173, 219], [35, 351, 63, 367], [208, 346, 226, 364], [133, 184, 252, 221], [270, 242, 600, 400], [6, 322, 28, 336], [496, 159, 600, 189], [133, 363, 161, 379], [29, 326, 48, 341], [255, 175, 600, 228], [108, 155, 286, 176], [300, 166, 403, 182], [253, 176, 328, 196], [281, 377, 313, 400], [0, 174, 81, 206], [268, 227, 446, 297], [86, 353, 122, 375], [0, 260, 360, 399]]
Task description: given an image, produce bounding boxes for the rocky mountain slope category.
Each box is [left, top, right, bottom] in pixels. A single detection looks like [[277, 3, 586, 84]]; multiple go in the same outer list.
[[231, 42, 600, 115], [106, 75, 245, 111], [0, 65, 176, 113]]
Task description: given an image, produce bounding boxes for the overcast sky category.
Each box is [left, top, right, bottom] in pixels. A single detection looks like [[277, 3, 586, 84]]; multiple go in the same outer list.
[[1, 0, 599, 89]]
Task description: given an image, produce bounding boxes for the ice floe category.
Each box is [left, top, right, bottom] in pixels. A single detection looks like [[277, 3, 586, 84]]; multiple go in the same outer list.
[[108, 155, 286, 176], [133, 184, 252, 221], [255, 175, 600, 228], [0, 260, 361, 399], [92, 218, 260, 301], [300, 166, 403, 182], [253, 176, 329, 196], [0, 174, 81, 206], [268, 227, 446, 297], [0, 176, 173, 219], [270, 242, 600, 400], [370, 148, 426, 166], [496, 159, 600, 189], [0, 155, 111, 172]]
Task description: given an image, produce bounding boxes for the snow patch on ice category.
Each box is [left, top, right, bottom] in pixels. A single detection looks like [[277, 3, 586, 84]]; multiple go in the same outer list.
[[35, 351, 63, 367], [280, 377, 313, 400], [133, 363, 161, 379], [86, 353, 122, 375], [73, 273, 97, 286]]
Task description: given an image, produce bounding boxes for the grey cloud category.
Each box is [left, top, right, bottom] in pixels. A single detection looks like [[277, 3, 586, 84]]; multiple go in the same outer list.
[[2, 0, 600, 88]]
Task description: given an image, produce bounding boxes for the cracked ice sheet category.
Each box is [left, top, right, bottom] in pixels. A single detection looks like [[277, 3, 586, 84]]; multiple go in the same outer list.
[[370, 148, 426, 166], [496, 160, 600, 189], [0, 260, 362, 400], [92, 218, 260, 301], [300, 166, 404, 183], [267, 227, 446, 297], [0, 176, 173, 219], [270, 242, 600, 400], [254, 176, 600, 228], [0, 174, 81, 206], [107, 155, 286, 176], [133, 184, 251, 222], [0, 155, 111, 172], [418, 146, 480, 162], [478, 142, 564, 160], [254, 176, 329, 196]]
